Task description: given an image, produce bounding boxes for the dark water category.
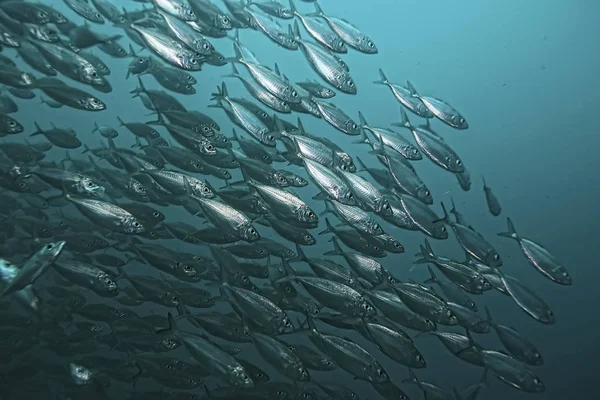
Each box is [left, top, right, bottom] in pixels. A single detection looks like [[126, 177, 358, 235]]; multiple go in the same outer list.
[[1, 0, 599, 399]]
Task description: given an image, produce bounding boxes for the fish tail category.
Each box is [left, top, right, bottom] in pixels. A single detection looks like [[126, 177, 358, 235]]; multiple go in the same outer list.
[[423, 265, 438, 284], [406, 80, 419, 98], [484, 305, 495, 328], [402, 368, 420, 386], [432, 202, 450, 225], [289, 0, 298, 16], [355, 156, 368, 172], [317, 217, 334, 236], [292, 20, 301, 40], [289, 243, 308, 263], [323, 236, 343, 256], [497, 217, 518, 240], [30, 122, 43, 137], [373, 68, 389, 85], [318, 200, 334, 217]]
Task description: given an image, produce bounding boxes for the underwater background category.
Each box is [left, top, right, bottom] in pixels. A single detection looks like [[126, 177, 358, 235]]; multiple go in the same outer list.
[[1, 0, 599, 399]]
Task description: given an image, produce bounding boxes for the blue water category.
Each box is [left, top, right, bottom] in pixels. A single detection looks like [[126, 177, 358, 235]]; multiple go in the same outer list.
[[3, 0, 600, 398]]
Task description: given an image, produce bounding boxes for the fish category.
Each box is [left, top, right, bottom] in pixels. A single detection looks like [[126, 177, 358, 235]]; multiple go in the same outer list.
[[498, 217, 571, 285], [407, 81, 469, 129], [309, 1, 377, 54], [292, 21, 356, 94]]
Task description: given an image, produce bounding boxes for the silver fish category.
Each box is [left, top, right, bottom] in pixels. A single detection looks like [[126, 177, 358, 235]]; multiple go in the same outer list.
[[407, 80, 469, 129], [309, 2, 377, 53], [373, 69, 433, 118], [313, 99, 361, 135], [130, 24, 203, 71], [498, 217, 571, 285], [292, 21, 356, 94]]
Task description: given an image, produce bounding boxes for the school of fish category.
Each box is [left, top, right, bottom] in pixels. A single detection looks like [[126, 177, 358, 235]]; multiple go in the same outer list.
[[0, 0, 573, 399]]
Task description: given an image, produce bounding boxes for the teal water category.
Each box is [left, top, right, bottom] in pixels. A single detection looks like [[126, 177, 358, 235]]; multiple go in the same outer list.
[[2, 0, 599, 398]]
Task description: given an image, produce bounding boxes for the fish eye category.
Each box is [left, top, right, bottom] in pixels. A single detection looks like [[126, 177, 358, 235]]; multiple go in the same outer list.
[[134, 222, 140, 227], [191, 59, 197, 64], [153, 212, 160, 217], [534, 378, 540, 385], [292, 91, 298, 98], [425, 190, 430, 196], [186, 85, 192, 90], [8, 121, 16, 126], [46, 244, 53, 250], [348, 80, 355, 87], [184, 265, 192, 271], [267, 135, 275, 141], [261, 112, 268, 118], [374, 246, 381, 251], [284, 319, 291, 326], [456, 159, 462, 166], [493, 253, 500, 260], [351, 123, 357, 129], [206, 144, 214, 151], [368, 41, 374, 47], [441, 226, 447, 232]]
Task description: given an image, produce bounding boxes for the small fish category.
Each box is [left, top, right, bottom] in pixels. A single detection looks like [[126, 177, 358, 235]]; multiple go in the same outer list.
[[482, 175, 502, 216], [407, 80, 469, 129], [498, 217, 571, 285]]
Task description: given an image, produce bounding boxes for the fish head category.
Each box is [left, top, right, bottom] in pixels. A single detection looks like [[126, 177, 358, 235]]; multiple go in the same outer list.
[[358, 36, 378, 54], [36, 240, 67, 262], [403, 145, 422, 160], [241, 224, 261, 242], [128, 56, 152, 75], [526, 349, 544, 365], [368, 361, 389, 383], [523, 372, 545, 392], [195, 123, 216, 137], [297, 205, 319, 226], [80, 65, 105, 87], [98, 273, 119, 295], [176, 4, 197, 21], [416, 186, 433, 205], [374, 198, 393, 216], [191, 180, 215, 198], [344, 119, 361, 136], [48, 10, 68, 24], [413, 352, 427, 368], [484, 250, 502, 268], [230, 365, 254, 388], [331, 37, 348, 53], [0, 115, 23, 134], [161, 291, 180, 307], [78, 176, 103, 196], [300, 232, 316, 246], [70, 363, 92, 385], [451, 115, 469, 129], [79, 96, 106, 111], [172, 259, 199, 280], [556, 268, 572, 285], [0, 260, 17, 283], [195, 39, 215, 55], [272, 172, 289, 187], [32, 9, 51, 25], [432, 222, 449, 239], [319, 87, 336, 98], [336, 74, 357, 94], [122, 216, 145, 234], [275, 314, 295, 334], [317, 356, 337, 371], [181, 53, 203, 71], [295, 365, 311, 382], [358, 299, 377, 317], [339, 189, 356, 206]]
